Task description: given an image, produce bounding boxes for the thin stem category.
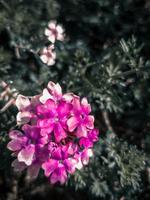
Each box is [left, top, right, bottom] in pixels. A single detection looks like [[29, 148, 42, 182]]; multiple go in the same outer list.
[[82, 75, 115, 137], [0, 0, 11, 12], [111, 66, 148, 79], [0, 81, 18, 112], [102, 110, 116, 138], [0, 98, 15, 113]]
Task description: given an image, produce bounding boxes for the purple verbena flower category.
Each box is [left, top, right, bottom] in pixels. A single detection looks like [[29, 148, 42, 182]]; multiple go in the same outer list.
[[7, 81, 99, 184], [67, 96, 94, 137]]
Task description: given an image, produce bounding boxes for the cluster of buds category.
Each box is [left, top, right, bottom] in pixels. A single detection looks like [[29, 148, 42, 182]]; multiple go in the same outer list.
[[40, 21, 65, 66], [7, 82, 99, 184]]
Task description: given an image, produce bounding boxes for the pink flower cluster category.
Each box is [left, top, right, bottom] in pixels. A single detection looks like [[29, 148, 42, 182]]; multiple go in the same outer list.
[[40, 21, 64, 66], [7, 82, 99, 184]]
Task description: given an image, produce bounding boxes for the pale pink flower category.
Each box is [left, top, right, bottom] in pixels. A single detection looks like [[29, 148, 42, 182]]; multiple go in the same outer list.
[[40, 81, 73, 104], [16, 95, 31, 111], [40, 45, 56, 66], [45, 21, 64, 43], [15, 95, 39, 125]]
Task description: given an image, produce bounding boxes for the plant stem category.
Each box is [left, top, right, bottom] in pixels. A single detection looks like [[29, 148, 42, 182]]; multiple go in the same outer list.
[[0, 0, 11, 12], [111, 66, 149, 79], [102, 111, 116, 138]]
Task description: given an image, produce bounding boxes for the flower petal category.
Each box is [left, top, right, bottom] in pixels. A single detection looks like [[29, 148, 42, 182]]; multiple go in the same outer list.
[[7, 131, 27, 151], [9, 130, 22, 139], [74, 154, 83, 170], [42, 159, 58, 177], [18, 145, 35, 166], [39, 88, 53, 104], [76, 125, 87, 138], [67, 116, 78, 132], [85, 115, 94, 129], [88, 128, 99, 142], [50, 163, 67, 184], [56, 25, 64, 34], [81, 97, 91, 114], [48, 35, 56, 43], [44, 28, 52, 36], [36, 99, 56, 115], [58, 101, 72, 118], [54, 123, 67, 143], [62, 93, 73, 102], [48, 21, 56, 29], [40, 55, 48, 63], [47, 58, 55, 66], [57, 33, 64, 41], [79, 137, 93, 148], [72, 96, 81, 112], [7, 140, 22, 151], [47, 82, 62, 99], [37, 119, 54, 136], [22, 124, 40, 140], [16, 95, 30, 111], [81, 149, 93, 165], [64, 158, 77, 174], [16, 111, 32, 125], [51, 147, 62, 160]]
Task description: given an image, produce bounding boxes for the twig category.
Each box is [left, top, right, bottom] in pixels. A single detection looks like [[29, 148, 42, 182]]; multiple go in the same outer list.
[[111, 66, 149, 79], [15, 46, 21, 59], [0, 81, 18, 113], [0, 0, 11, 12], [0, 98, 16, 113], [102, 110, 116, 138]]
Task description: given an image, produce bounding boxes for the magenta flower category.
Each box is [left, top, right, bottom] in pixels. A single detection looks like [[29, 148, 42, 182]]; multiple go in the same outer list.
[[7, 81, 99, 184], [7, 125, 48, 178], [37, 99, 72, 142], [67, 96, 94, 137], [45, 21, 64, 43], [42, 144, 77, 184], [40, 45, 56, 66], [79, 129, 99, 148]]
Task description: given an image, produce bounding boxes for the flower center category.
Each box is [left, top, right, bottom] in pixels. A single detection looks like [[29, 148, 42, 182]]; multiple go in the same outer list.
[[80, 113, 85, 120], [54, 117, 59, 122], [51, 28, 58, 37]]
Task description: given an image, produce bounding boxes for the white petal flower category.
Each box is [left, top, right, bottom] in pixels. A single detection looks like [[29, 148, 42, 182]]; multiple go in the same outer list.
[[40, 45, 56, 66], [44, 21, 65, 43]]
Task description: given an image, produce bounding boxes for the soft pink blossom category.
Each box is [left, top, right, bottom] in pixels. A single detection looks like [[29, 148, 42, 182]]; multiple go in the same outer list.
[[40, 82, 73, 103], [45, 21, 64, 43], [40, 45, 56, 66]]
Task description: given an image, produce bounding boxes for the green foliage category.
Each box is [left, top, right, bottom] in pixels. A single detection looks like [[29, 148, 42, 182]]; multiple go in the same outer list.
[[61, 37, 150, 113], [69, 137, 146, 199]]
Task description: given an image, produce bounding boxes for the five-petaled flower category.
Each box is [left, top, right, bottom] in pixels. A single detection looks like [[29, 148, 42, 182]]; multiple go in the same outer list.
[[40, 45, 56, 66], [45, 21, 64, 43], [7, 82, 99, 184]]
